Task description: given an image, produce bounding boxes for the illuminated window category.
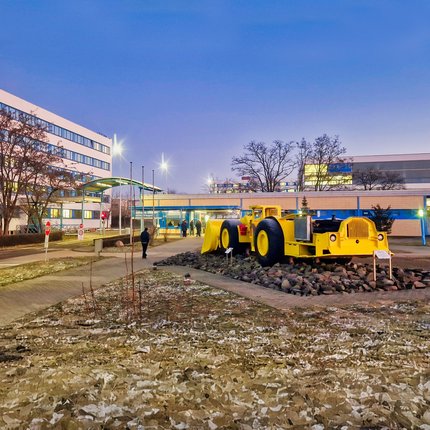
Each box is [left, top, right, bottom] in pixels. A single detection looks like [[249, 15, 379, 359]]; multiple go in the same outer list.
[[62, 209, 72, 219], [304, 164, 328, 175], [50, 208, 60, 218], [84, 210, 93, 219]]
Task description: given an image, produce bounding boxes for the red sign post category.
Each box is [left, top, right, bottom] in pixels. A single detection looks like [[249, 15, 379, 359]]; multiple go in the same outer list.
[[44, 221, 51, 261], [78, 223, 84, 240]]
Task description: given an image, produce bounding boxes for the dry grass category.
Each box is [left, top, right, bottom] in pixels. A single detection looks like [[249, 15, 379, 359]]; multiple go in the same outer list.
[[0, 257, 103, 289], [0, 269, 429, 429]]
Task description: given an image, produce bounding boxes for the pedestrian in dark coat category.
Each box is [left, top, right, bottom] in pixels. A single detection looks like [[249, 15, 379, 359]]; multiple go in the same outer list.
[[195, 219, 202, 237], [181, 220, 188, 237], [189, 220, 195, 236], [140, 227, 150, 258]]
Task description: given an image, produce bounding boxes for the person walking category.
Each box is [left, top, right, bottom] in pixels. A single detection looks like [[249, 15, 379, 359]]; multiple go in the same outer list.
[[181, 220, 188, 237], [195, 219, 202, 237], [140, 227, 150, 258], [189, 220, 195, 236]]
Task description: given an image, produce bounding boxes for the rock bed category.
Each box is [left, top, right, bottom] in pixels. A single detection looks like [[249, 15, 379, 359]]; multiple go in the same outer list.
[[157, 252, 430, 296]]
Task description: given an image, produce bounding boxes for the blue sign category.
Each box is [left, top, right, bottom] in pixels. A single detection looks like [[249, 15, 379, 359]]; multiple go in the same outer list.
[[328, 163, 352, 173]]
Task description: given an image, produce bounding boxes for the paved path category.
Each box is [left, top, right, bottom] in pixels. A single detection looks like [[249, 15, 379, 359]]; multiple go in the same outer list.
[[0, 238, 202, 326], [0, 237, 429, 326], [164, 266, 430, 311]]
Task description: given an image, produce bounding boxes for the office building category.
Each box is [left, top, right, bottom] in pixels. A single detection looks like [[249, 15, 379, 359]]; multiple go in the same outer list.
[[0, 89, 112, 232], [304, 153, 430, 190]]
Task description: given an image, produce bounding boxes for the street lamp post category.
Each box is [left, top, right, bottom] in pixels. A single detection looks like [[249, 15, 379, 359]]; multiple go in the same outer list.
[[112, 134, 124, 234], [152, 169, 155, 229], [129, 161, 133, 245], [160, 152, 168, 193], [141, 165, 145, 232]]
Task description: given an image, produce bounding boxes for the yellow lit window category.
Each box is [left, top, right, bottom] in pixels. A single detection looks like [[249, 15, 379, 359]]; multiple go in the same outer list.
[[50, 209, 60, 218], [62, 209, 72, 219]]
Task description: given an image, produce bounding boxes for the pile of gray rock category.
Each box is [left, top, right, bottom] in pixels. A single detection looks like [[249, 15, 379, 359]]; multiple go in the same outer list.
[[157, 252, 430, 296]]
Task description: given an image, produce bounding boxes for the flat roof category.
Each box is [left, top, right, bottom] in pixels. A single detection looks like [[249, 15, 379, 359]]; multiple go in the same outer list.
[[81, 177, 162, 193], [352, 153, 430, 163]]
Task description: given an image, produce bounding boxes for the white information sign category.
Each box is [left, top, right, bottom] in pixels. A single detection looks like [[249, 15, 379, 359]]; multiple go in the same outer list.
[[374, 250, 391, 259], [373, 250, 392, 281]]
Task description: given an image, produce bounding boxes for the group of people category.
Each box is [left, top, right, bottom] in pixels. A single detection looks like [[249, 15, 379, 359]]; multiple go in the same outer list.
[[180, 219, 202, 237]]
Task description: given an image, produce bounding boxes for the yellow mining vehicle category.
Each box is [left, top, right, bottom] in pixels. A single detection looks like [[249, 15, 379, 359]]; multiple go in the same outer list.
[[201, 205, 390, 266]]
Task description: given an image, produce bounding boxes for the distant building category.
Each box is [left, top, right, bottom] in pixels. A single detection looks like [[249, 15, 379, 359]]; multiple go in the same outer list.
[[0, 89, 112, 232], [143, 189, 430, 237], [304, 153, 430, 190], [209, 177, 296, 193]]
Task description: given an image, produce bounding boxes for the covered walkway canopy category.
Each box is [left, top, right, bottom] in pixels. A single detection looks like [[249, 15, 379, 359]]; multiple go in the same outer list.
[[81, 177, 163, 193], [78, 177, 162, 230]]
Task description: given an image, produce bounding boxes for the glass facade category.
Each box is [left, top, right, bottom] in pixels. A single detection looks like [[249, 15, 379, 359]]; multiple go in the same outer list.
[[0, 102, 110, 155], [304, 159, 430, 188], [19, 137, 110, 171], [352, 160, 430, 184], [47, 142, 110, 171], [48, 208, 100, 219]]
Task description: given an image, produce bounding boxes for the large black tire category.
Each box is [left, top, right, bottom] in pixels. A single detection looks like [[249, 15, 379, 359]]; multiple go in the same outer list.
[[254, 219, 284, 267], [220, 220, 245, 254]]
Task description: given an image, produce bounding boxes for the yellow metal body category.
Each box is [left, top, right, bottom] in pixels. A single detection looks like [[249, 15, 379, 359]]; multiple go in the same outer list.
[[276, 216, 389, 258], [201, 219, 224, 253], [201, 205, 390, 260], [237, 205, 283, 249]]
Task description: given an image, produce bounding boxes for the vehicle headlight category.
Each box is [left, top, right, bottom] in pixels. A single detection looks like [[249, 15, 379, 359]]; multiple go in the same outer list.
[[330, 234, 337, 242], [378, 234, 384, 241]]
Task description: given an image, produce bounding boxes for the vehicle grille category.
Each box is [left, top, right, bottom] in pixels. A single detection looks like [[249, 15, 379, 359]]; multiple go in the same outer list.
[[347, 219, 369, 238]]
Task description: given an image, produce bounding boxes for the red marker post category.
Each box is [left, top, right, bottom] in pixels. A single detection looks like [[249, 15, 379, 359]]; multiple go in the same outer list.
[[78, 223, 84, 241], [44, 221, 51, 261]]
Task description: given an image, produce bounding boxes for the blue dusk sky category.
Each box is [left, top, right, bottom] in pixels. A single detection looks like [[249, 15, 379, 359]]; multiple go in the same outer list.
[[1, 0, 430, 193]]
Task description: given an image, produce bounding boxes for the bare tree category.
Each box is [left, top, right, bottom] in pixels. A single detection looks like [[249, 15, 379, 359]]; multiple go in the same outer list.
[[380, 171, 405, 190], [231, 140, 295, 192], [0, 108, 77, 234], [21, 165, 78, 232], [306, 134, 348, 191], [295, 138, 312, 192], [369, 204, 395, 233], [353, 168, 383, 190], [353, 168, 405, 190]]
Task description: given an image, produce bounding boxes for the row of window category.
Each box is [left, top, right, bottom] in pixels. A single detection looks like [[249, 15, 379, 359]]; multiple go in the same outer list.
[[26, 137, 110, 171], [47, 142, 110, 171], [0, 102, 111, 155], [48, 208, 101, 219]]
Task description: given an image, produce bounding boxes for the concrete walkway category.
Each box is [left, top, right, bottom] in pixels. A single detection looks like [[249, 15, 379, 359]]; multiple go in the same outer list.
[[0, 238, 202, 326], [163, 266, 430, 311], [0, 237, 429, 326]]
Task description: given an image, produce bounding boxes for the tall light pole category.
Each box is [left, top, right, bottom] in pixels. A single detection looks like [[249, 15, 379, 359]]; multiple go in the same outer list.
[[141, 165, 145, 232], [129, 161, 133, 245], [152, 169, 155, 228], [112, 134, 124, 234]]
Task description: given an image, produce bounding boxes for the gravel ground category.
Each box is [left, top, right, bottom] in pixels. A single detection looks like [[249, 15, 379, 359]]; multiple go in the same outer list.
[[157, 252, 430, 297]]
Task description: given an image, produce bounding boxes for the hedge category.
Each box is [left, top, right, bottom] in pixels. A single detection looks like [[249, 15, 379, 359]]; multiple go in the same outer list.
[[94, 234, 141, 248], [0, 231, 64, 247]]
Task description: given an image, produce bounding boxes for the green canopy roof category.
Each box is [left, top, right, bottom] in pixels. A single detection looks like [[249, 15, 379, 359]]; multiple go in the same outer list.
[[81, 177, 163, 193]]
